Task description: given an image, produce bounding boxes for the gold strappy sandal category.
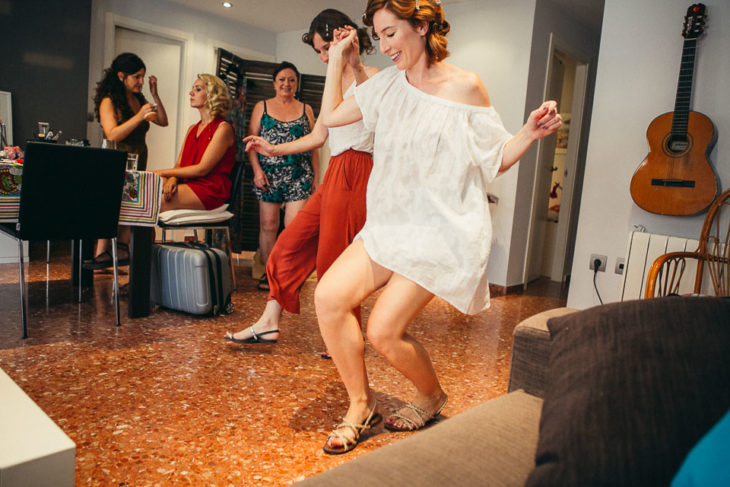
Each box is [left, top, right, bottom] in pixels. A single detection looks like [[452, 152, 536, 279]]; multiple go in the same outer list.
[[323, 403, 382, 455], [385, 394, 448, 432]]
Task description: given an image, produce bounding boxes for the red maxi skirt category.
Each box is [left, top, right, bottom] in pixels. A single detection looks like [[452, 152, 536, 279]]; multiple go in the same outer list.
[[266, 149, 373, 315]]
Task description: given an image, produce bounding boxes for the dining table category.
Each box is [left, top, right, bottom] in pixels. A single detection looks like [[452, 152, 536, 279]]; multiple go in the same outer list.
[[0, 161, 163, 318]]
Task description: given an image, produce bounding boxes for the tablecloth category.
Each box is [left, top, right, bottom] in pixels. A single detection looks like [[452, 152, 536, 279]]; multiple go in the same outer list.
[[0, 162, 163, 227]]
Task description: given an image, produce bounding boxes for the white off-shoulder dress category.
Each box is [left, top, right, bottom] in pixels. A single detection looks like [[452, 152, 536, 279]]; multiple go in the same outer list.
[[353, 66, 512, 314]]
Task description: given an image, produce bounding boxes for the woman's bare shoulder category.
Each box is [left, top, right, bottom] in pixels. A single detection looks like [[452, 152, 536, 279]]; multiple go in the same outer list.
[[446, 64, 491, 107]]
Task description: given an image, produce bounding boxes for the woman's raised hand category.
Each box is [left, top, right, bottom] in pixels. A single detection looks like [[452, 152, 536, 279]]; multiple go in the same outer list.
[[243, 135, 276, 157], [329, 27, 358, 61], [526, 101, 562, 140], [149, 75, 159, 97], [338, 26, 362, 69]]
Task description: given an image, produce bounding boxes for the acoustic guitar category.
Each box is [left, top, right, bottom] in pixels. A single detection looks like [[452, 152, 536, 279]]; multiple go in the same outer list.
[[630, 3, 718, 215]]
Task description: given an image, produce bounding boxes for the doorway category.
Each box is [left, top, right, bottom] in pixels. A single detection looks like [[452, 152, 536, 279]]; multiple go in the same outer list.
[[523, 35, 590, 286], [114, 26, 183, 171]]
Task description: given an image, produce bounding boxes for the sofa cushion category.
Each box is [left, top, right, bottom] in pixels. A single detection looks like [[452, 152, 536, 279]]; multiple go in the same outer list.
[[158, 204, 232, 224], [526, 296, 730, 487], [300, 390, 543, 486]]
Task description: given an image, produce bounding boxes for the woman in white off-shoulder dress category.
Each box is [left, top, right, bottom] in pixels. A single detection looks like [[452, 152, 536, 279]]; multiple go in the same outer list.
[[315, 0, 562, 455]]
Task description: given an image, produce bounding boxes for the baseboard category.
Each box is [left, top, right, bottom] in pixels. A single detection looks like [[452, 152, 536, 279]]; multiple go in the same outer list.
[[489, 283, 523, 296]]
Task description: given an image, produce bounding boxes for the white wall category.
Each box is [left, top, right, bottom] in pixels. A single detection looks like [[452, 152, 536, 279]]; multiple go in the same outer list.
[[567, 0, 730, 309]]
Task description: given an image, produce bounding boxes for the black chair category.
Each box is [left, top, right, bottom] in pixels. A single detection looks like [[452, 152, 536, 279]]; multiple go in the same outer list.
[[157, 159, 244, 289], [0, 142, 127, 338]]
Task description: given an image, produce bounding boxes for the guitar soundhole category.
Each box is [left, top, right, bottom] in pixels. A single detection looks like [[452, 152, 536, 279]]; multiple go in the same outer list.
[[663, 133, 693, 155]]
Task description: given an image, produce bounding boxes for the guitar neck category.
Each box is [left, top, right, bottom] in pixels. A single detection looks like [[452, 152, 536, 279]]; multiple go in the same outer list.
[[671, 38, 697, 139]]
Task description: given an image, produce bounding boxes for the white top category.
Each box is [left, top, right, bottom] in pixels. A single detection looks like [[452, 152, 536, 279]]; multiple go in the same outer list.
[[353, 67, 512, 314], [328, 82, 373, 156]]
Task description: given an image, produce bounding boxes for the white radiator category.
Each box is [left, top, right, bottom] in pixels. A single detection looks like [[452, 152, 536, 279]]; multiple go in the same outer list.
[[620, 232, 701, 300]]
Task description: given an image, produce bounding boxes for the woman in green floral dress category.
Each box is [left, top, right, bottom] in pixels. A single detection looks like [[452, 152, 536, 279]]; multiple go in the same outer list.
[[249, 61, 318, 290]]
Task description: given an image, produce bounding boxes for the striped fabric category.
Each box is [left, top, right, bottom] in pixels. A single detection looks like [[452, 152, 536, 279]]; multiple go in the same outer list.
[[118, 170, 163, 227], [0, 162, 22, 222], [0, 164, 162, 226]]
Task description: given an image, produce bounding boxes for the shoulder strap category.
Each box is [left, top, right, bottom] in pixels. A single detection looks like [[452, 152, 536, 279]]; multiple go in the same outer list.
[[263, 100, 268, 114]]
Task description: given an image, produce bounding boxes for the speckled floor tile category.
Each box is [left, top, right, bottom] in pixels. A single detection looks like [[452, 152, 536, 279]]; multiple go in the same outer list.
[[0, 243, 566, 486]]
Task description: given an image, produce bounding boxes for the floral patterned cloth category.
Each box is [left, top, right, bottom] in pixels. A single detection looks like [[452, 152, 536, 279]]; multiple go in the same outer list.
[[251, 102, 313, 203], [0, 162, 21, 221]]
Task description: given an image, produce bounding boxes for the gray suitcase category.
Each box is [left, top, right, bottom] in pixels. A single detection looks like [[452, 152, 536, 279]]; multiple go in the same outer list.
[[150, 242, 234, 316]]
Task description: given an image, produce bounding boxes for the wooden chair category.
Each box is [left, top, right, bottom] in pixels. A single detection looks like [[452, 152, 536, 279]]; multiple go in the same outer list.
[[644, 188, 730, 298]]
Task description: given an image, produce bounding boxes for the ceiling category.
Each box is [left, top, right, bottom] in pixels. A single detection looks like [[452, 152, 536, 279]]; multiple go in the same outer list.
[[165, 0, 603, 35]]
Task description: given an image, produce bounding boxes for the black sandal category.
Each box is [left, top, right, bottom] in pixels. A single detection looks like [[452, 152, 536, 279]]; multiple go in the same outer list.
[[224, 327, 279, 344], [257, 273, 270, 291], [82, 246, 130, 270]]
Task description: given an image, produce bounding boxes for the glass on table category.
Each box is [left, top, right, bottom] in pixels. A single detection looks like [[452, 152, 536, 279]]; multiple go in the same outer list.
[[101, 139, 117, 150], [37, 122, 49, 138], [126, 153, 139, 171]]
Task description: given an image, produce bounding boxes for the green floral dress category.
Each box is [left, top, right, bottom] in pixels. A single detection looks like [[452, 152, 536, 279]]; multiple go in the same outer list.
[[252, 101, 313, 203]]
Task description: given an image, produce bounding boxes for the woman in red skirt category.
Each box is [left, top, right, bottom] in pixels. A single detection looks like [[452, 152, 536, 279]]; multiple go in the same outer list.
[[224, 9, 378, 353]]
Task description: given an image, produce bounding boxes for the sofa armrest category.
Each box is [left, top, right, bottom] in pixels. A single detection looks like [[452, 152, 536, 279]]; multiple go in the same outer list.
[[508, 307, 577, 398]]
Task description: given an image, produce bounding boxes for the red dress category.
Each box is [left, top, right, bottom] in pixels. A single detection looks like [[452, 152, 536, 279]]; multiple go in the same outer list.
[[179, 117, 235, 210]]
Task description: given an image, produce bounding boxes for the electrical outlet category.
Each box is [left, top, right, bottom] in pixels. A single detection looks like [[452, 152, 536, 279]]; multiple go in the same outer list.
[[589, 254, 607, 272], [615, 257, 625, 275]]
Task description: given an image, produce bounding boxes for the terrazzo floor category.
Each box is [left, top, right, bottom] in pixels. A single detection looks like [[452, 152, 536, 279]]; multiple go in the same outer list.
[[0, 243, 567, 486]]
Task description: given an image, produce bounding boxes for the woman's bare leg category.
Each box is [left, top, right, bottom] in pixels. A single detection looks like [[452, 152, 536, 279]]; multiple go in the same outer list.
[[283, 199, 307, 227], [160, 184, 205, 212], [94, 228, 130, 259], [258, 201, 281, 264], [366, 275, 447, 428], [314, 241, 392, 448]]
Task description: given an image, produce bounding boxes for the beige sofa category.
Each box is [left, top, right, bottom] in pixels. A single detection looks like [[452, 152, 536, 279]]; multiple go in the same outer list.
[[300, 297, 730, 486]]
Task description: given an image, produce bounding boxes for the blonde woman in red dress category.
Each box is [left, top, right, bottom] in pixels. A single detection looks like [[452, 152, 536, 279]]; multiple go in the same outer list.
[[155, 74, 235, 211]]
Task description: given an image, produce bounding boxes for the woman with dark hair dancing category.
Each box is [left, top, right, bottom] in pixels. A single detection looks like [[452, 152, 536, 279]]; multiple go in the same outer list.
[[314, 0, 561, 454], [88, 52, 168, 268], [225, 9, 378, 352]]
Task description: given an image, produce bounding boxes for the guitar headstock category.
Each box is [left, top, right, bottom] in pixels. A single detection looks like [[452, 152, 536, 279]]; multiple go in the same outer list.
[[682, 3, 707, 39]]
